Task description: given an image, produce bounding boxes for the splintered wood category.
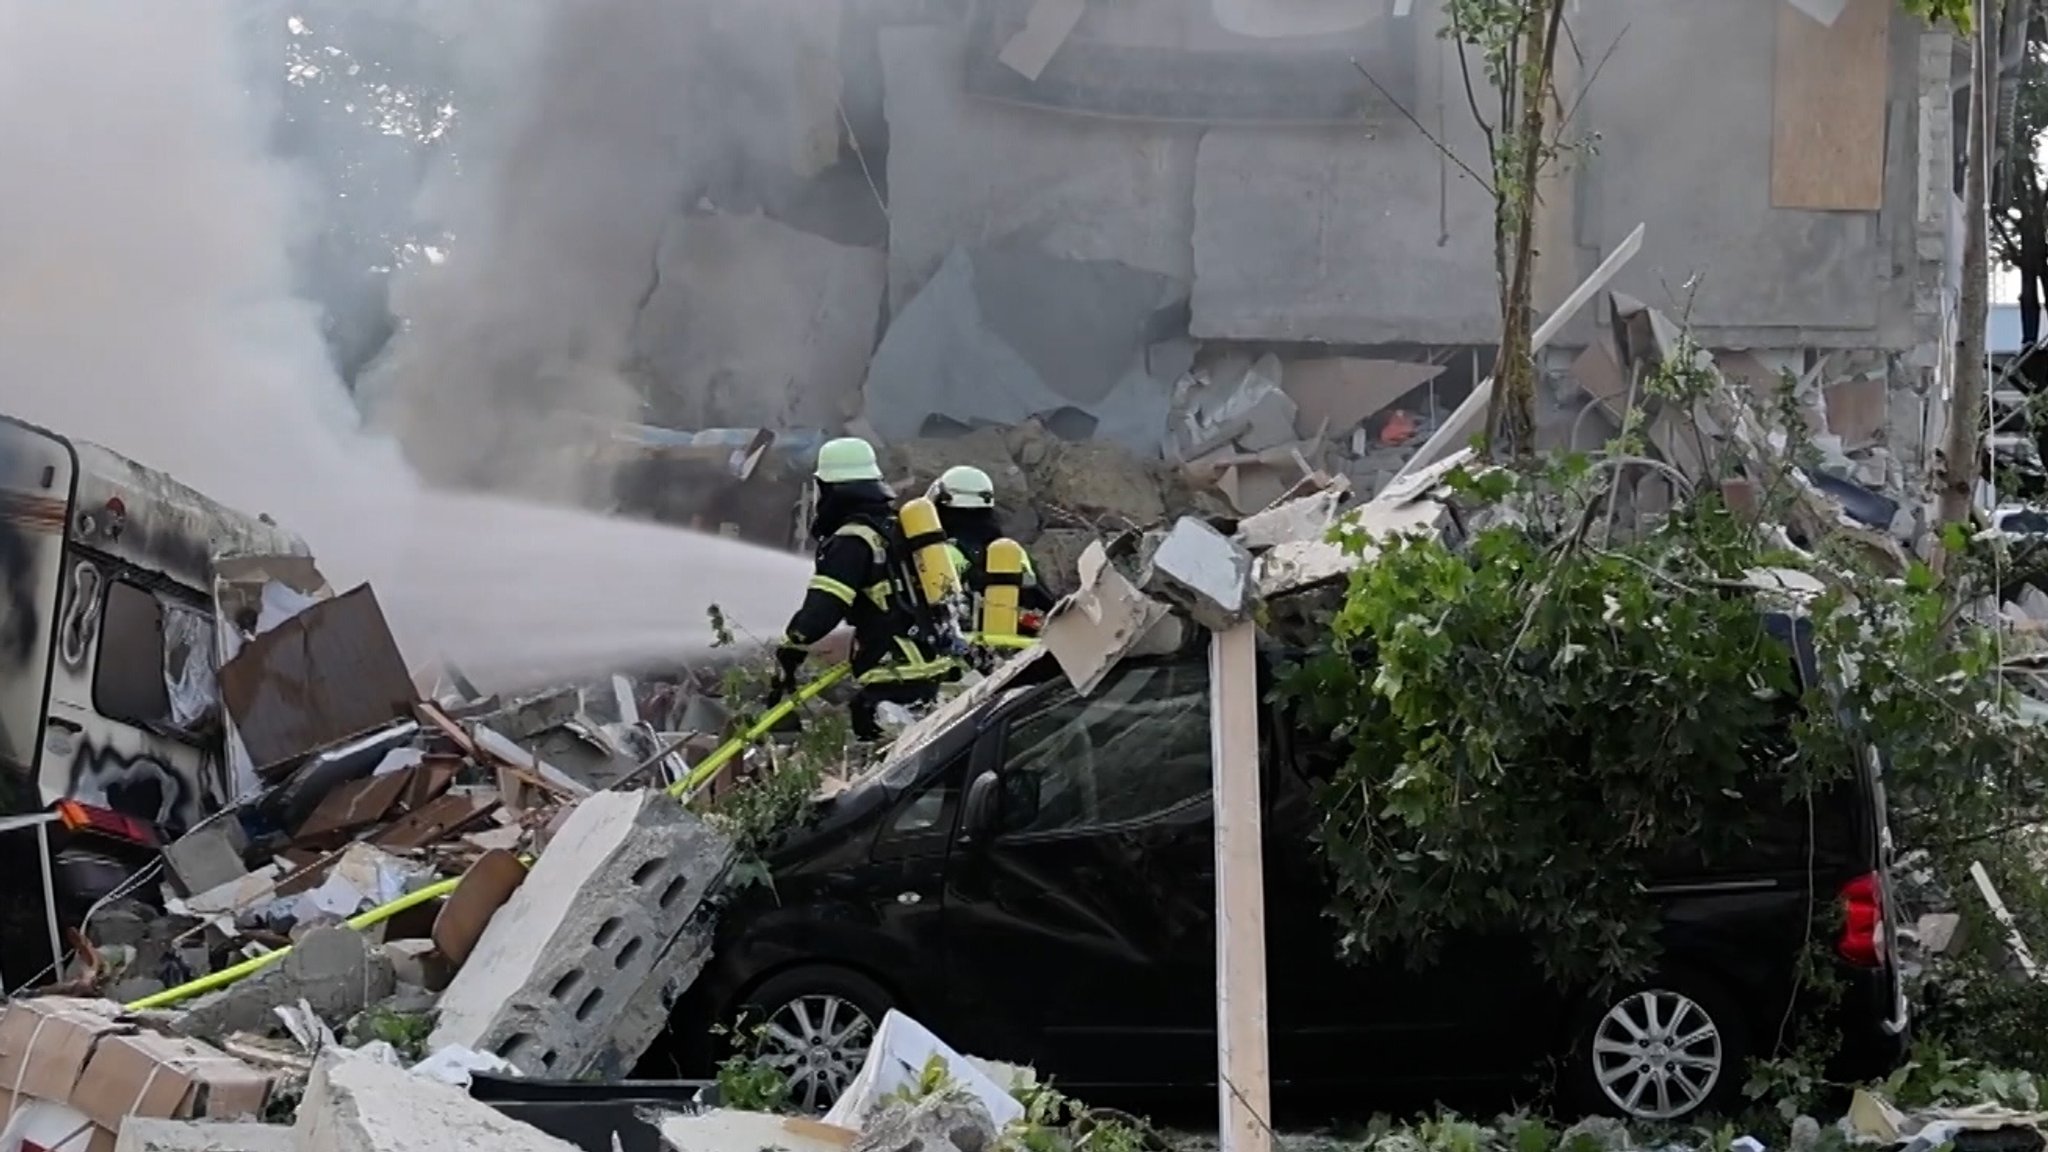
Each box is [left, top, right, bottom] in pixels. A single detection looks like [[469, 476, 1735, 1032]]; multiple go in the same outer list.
[[1771, 0, 1890, 211]]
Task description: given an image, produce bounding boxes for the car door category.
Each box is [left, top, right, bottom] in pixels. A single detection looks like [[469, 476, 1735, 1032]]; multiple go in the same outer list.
[[939, 655, 1218, 1088], [1261, 703, 1558, 1088]]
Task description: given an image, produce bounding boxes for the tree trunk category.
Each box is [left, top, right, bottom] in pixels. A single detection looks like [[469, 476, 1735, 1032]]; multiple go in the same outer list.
[[1936, 0, 1999, 542], [1485, 0, 1569, 460]]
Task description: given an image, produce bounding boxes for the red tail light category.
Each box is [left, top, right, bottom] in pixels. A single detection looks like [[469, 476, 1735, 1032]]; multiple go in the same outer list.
[[55, 800, 158, 848], [1838, 871, 1884, 966]]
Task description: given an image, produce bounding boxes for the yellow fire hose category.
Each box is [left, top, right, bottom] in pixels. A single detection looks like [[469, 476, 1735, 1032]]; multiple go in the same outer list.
[[125, 647, 1048, 1013], [665, 661, 851, 798], [125, 872, 481, 1011]]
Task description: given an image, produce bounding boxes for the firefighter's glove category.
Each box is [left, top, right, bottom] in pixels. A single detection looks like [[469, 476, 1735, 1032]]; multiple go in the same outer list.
[[773, 644, 807, 699]]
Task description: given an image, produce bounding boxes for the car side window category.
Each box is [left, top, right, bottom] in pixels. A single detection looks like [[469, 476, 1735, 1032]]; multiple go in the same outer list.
[[996, 659, 1211, 837], [872, 738, 972, 861]]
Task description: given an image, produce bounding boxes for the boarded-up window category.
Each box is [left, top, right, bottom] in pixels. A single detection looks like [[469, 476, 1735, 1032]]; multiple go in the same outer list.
[[94, 579, 171, 728]]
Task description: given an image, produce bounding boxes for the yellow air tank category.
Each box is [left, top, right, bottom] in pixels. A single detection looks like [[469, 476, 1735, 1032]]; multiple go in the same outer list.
[[981, 537, 1025, 639], [897, 497, 958, 609]]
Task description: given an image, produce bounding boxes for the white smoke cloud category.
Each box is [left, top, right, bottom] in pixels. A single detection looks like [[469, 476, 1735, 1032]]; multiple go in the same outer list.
[[0, 0, 812, 689]]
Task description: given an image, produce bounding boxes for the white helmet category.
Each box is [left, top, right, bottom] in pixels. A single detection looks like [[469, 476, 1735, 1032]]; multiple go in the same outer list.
[[927, 464, 995, 509]]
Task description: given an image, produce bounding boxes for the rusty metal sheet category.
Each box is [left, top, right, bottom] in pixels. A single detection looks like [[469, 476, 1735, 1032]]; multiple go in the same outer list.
[[218, 584, 417, 774]]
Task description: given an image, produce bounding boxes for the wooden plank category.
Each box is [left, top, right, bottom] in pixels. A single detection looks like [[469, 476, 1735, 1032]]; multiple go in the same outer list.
[[1208, 623, 1270, 1152], [1771, 0, 1891, 211]]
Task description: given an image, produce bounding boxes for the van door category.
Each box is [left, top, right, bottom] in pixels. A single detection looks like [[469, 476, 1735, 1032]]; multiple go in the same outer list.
[[939, 655, 1218, 1087], [0, 420, 74, 786]]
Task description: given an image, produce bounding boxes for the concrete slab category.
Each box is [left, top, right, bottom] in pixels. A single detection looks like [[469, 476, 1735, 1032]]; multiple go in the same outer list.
[[116, 1120, 296, 1152], [1189, 19, 1497, 346], [428, 790, 733, 1078], [880, 25, 1198, 313], [173, 927, 395, 1043], [295, 1054, 577, 1152], [635, 211, 884, 430], [861, 246, 1186, 456]]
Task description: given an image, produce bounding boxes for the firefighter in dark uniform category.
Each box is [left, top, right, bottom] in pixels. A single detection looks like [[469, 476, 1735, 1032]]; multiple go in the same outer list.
[[926, 465, 1053, 635], [777, 437, 955, 740]]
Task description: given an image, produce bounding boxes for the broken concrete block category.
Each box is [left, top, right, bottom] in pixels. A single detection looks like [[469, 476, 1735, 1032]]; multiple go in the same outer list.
[[116, 1120, 295, 1152], [173, 928, 395, 1043], [429, 789, 733, 1078], [295, 1053, 577, 1152], [1192, 120, 1496, 344], [879, 25, 1197, 313], [636, 211, 884, 430], [379, 940, 451, 993], [162, 820, 250, 897], [1917, 912, 1962, 954], [862, 246, 1187, 458], [1236, 484, 1347, 551], [1256, 497, 1451, 599], [1145, 517, 1255, 631], [1183, 354, 1298, 454]]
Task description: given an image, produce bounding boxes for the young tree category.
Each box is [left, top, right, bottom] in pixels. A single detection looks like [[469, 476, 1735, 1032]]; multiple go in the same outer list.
[[1441, 0, 1573, 461], [1937, 0, 2022, 536]]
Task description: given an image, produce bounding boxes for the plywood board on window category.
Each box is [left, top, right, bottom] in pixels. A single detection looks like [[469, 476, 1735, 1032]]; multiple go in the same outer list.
[[1772, 0, 1891, 211]]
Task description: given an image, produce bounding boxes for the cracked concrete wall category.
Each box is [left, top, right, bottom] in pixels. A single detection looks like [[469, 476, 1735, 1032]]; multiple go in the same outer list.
[[1187, 0, 1942, 353], [1572, 0, 1933, 352]]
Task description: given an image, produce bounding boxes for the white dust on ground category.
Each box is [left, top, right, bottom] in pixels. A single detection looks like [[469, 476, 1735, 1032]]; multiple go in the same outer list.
[[0, 0, 809, 691]]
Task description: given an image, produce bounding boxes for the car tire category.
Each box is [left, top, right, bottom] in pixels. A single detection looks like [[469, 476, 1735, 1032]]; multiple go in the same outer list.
[[734, 965, 894, 1115], [1563, 970, 1751, 1123]]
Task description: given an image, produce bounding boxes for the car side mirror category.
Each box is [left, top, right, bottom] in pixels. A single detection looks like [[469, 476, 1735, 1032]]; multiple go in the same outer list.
[[961, 771, 1000, 844]]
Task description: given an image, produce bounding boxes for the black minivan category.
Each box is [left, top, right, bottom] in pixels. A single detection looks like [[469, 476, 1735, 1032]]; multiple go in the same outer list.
[[670, 614, 1908, 1121]]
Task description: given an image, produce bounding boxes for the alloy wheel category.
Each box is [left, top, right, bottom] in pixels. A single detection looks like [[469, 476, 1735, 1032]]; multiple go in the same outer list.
[[757, 993, 876, 1113], [1590, 989, 1724, 1120]]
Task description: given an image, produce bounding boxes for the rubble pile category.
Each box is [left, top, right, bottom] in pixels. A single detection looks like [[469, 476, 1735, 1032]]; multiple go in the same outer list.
[[10, 551, 804, 1139]]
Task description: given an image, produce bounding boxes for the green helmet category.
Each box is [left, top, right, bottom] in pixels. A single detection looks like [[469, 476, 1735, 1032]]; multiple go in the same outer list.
[[928, 465, 995, 509], [814, 436, 882, 484]]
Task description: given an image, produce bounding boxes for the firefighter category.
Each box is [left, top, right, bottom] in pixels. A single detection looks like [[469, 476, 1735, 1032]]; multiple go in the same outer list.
[[777, 437, 955, 740], [925, 465, 1053, 633]]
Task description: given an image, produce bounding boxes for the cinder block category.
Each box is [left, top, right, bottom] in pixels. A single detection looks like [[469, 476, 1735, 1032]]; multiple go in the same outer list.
[[294, 1054, 576, 1152], [429, 790, 733, 1077]]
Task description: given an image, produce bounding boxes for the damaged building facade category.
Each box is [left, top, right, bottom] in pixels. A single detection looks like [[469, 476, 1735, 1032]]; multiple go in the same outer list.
[[454, 0, 1964, 568]]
